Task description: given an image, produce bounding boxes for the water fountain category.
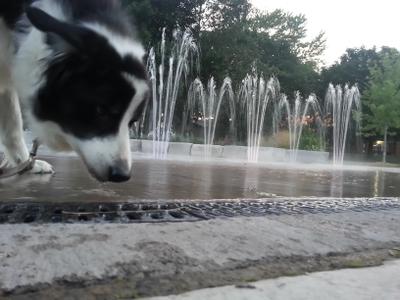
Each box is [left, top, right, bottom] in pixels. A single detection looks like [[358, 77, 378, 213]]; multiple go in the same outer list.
[[143, 29, 360, 164], [185, 77, 236, 156], [147, 28, 199, 159], [238, 74, 280, 162], [277, 92, 324, 161], [325, 84, 361, 165]]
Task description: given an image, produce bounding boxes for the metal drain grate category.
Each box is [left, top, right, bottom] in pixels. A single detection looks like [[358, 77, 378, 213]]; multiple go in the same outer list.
[[0, 198, 399, 224]]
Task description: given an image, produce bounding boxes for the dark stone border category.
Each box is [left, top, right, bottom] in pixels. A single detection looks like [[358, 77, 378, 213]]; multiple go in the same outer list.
[[1, 198, 399, 224]]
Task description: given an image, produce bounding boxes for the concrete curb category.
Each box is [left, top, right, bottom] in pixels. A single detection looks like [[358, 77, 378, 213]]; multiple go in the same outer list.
[[144, 260, 400, 300], [1, 209, 400, 299]]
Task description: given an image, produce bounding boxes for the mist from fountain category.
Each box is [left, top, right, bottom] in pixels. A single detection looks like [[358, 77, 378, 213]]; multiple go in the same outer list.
[[325, 84, 361, 165], [147, 28, 199, 159], [186, 77, 236, 155]]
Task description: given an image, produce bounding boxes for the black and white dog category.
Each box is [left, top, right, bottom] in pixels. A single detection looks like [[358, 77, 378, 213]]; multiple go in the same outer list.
[[0, 0, 148, 182]]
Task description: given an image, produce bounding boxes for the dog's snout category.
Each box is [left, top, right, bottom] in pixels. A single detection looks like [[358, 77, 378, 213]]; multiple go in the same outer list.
[[108, 164, 131, 183]]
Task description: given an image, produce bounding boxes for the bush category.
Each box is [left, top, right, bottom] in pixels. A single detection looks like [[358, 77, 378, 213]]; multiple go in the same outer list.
[[262, 131, 291, 149], [299, 127, 323, 151]]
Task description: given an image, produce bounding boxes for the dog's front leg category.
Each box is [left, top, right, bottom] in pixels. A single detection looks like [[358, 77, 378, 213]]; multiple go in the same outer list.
[[0, 89, 54, 174]]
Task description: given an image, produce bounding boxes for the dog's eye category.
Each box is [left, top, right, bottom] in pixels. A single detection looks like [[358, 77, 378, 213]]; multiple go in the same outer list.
[[96, 106, 121, 119], [110, 106, 121, 116], [96, 106, 107, 117]]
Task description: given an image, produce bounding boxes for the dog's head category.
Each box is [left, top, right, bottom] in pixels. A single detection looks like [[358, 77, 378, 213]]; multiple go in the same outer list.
[[25, 6, 149, 183]]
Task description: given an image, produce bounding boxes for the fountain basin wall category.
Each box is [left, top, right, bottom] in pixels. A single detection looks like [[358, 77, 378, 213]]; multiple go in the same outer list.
[[258, 147, 287, 162], [130, 140, 329, 163], [223, 145, 248, 160], [294, 149, 330, 163], [20, 132, 329, 164], [191, 145, 224, 158], [169, 142, 194, 156]]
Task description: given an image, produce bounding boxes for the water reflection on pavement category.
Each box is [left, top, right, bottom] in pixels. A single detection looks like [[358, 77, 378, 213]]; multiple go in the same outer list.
[[0, 156, 399, 203]]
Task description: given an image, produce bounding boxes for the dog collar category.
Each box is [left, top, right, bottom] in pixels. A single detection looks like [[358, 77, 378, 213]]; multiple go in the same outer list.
[[0, 140, 39, 179]]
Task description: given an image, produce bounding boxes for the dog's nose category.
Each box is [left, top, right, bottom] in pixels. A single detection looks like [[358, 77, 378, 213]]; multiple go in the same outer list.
[[108, 165, 131, 183]]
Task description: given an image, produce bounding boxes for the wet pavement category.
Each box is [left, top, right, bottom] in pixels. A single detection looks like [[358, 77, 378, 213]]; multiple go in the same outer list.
[[0, 156, 399, 202]]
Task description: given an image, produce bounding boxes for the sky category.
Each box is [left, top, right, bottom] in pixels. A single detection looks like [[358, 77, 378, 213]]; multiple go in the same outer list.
[[251, 0, 400, 66]]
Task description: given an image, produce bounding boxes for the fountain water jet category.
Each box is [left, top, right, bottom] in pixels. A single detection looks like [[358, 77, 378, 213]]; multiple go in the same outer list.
[[278, 92, 324, 161], [325, 84, 361, 165], [147, 28, 199, 159], [186, 77, 236, 156], [239, 74, 280, 162]]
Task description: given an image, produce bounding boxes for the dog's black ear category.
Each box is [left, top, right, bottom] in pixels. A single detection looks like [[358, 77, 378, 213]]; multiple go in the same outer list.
[[26, 6, 90, 51], [26, 6, 121, 64]]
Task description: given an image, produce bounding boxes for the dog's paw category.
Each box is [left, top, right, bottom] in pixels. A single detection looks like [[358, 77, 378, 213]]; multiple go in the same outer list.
[[30, 160, 55, 174]]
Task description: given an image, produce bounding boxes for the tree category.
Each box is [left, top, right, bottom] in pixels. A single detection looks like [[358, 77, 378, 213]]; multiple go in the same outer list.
[[319, 47, 380, 98], [250, 9, 325, 66], [122, 0, 205, 46], [200, 6, 323, 96], [204, 0, 251, 30], [122, 0, 325, 95], [363, 49, 400, 162], [121, 0, 153, 44]]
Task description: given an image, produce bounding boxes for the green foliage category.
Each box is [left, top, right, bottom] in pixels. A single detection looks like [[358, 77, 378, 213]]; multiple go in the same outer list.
[[299, 127, 322, 151], [204, 0, 251, 30], [123, 0, 325, 97], [250, 9, 326, 66], [319, 47, 380, 97], [122, 0, 206, 45], [262, 131, 291, 149], [363, 49, 400, 137], [121, 0, 153, 43], [199, 3, 324, 96]]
